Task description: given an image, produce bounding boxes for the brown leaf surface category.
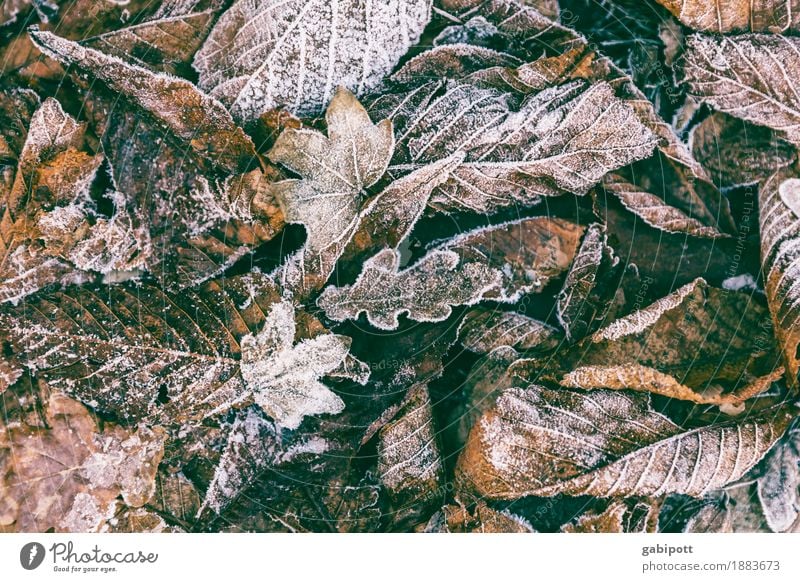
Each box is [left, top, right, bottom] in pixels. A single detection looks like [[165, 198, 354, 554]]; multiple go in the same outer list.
[[655, 0, 800, 33], [457, 385, 794, 499], [513, 278, 783, 406], [0, 392, 165, 532]]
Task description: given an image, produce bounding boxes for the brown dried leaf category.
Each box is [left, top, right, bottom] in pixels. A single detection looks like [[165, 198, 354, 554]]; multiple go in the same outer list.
[[378, 383, 444, 528], [436, 217, 585, 302], [655, 0, 800, 33], [562, 499, 659, 533], [0, 392, 165, 532], [425, 502, 534, 533], [513, 279, 783, 407], [457, 308, 560, 354], [684, 34, 800, 146], [83, 0, 224, 75], [556, 223, 620, 341], [194, 0, 432, 121], [268, 88, 393, 295], [457, 385, 794, 499], [690, 112, 796, 190]]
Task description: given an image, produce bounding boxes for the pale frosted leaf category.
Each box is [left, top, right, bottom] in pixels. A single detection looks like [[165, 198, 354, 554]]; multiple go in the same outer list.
[[601, 174, 726, 239], [457, 385, 794, 499], [0, 393, 165, 532], [759, 166, 800, 386], [458, 308, 560, 354], [242, 299, 365, 429], [556, 223, 619, 341], [755, 424, 800, 531], [269, 88, 393, 295], [317, 247, 502, 330], [683, 34, 800, 146], [513, 279, 784, 406], [425, 502, 535, 533], [194, 0, 432, 121]]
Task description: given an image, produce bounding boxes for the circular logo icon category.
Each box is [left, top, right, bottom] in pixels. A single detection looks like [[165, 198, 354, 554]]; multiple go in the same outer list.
[[20, 542, 46, 570]]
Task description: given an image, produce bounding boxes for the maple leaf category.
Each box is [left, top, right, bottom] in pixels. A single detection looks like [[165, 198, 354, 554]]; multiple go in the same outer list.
[[268, 87, 394, 294], [194, 0, 433, 121], [241, 299, 367, 430]]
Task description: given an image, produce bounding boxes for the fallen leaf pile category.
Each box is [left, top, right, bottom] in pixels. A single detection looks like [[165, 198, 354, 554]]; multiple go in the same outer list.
[[1, 0, 799, 533]]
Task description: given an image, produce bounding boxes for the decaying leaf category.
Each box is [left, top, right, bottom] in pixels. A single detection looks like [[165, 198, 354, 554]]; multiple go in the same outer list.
[[457, 385, 795, 499], [556, 223, 619, 341], [268, 87, 393, 294], [562, 499, 659, 533], [683, 34, 800, 146], [655, 0, 800, 33], [0, 392, 165, 532], [378, 383, 444, 529], [759, 165, 800, 387], [194, 0, 433, 121], [752, 422, 800, 532], [424, 502, 534, 533], [318, 248, 501, 330], [0, 97, 147, 304], [513, 279, 784, 407]]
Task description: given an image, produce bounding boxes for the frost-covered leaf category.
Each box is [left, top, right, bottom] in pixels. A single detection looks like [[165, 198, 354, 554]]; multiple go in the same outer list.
[[372, 79, 658, 214], [457, 385, 795, 499], [269, 87, 393, 295], [759, 165, 800, 387], [241, 299, 365, 430], [424, 502, 534, 533], [513, 279, 784, 407], [318, 247, 501, 330], [0, 98, 148, 304], [458, 308, 560, 354], [599, 174, 727, 239], [562, 499, 659, 533], [753, 423, 800, 532], [690, 112, 796, 190], [683, 34, 800, 146], [0, 273, 365, 423], [194, 0, 433, 121], [30, 28, 256, 174], [83, 0, 224, 75], [378, 383, 444, 529], [556, 223, 619, 341], [0, 392, 165, 532], [655, 0, 800, 33], [435, 217, 585, 302]]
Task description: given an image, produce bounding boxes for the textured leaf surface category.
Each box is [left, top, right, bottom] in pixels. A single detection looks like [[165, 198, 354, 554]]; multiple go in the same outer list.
[[655, 0, 800, 32], [194, 0, 432, 121], [457, 385, 794, 499], [513, 279, 783, 406], [0, 393, 165, 532], [684, 34, 800, 146]]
